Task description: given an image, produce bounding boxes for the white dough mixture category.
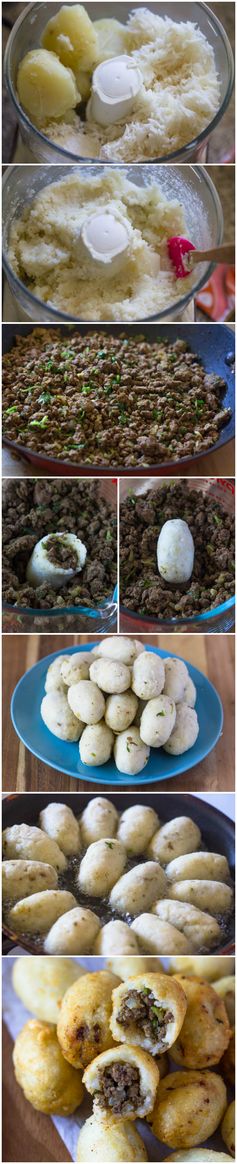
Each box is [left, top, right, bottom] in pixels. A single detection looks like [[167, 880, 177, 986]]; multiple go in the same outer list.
[[8, 169, 194, 321], [38, 8, 220, 161]]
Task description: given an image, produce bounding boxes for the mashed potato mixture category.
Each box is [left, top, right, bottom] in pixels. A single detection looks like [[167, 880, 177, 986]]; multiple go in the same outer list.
[[8, 169, 193, 320], [17, 6, 220, 161]]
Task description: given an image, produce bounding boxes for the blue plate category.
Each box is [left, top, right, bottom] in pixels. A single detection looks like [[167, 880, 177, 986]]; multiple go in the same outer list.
[[11, 644, 223, 786]]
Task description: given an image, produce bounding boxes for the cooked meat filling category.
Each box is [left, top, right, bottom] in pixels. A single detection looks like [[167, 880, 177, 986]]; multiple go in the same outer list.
[[117, 988, 173, 1043], [46, 535, 78, 570], [2, 329, 231, 468], [120, 481, 235, 619], [98, 1062, 142, 1115]]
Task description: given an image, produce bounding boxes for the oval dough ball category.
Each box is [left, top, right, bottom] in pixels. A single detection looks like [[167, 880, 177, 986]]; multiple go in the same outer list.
[[157, 519, 194, 584], [132, 652, 165, 700], [151, 1069, 227, 1148], [105, 692, 138, 733], [94, 921, 139, 957], [107, 957, 162, 979], [39, 802, 81, 856], [114, 729, 150, 776], [117, 805, 158, 855], [170, 976, 230, 1067], [78, 838, 126, 897], [17, 49, 79, 122], [12, 956, 82, 1023], [76, 1109, 148, 1161], [92, 637, 142, 665], [164, 703, 199, 754], [110, 972, 187, 1056], [140, 696, 176, 747], [164, 1153, 233, 1161], [44, 906, 100, 954], [168, 956, 235, 981], [80, 797, 118, 846], [83, 1043, 160, 1120], [110, 862, 168, 916], [61, 653, 92, 685], [153, 900, 221, 950], [148, 817, 201, 866], [169, 880, 233, 914], [41, 690, 82, 741], [212, 977, 235, 1026], [166, 851, 230, 883], [2, 859, 57, 902], [163, 657, 189, 702], [42, 4, 98, 72], [131, 914, 190, 955], [79, 721, 114, 766], [8, 889, 77, 934], [221, 1101, 235, 1158], [57, 970, 120, 1068], [90, 659, 131, 694], [13, 1019, 84, 1114], [68, 680, 105, 724], [45, 654, 70, 693], [2, 824, 66, 871], [183, 677, 197, 707]]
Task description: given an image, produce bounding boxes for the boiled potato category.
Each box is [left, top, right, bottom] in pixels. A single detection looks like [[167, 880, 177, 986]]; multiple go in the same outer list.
[[117, 805, 158, 855], [17, 50, 79, 123], [8, 889, 77, 934], [44, 906, 100, 954], [79, 721, 114, 766], [93, 18, 128, 64], [168, 956, 235, 980], [78, 838, 126, 897], [45, 654, 70, 692], [147, 816, 201, 865], [163, 657, 189, 702], [164, 703, 199, 754], [131, 914, 190, 955], [166, 852, 230, 884], [212, 977, 235, 1026], [90, 659, 131, 694], [42, 4, 98, 72], [140, 696, 176, 747], [2, 823, 66, 871], [92, 637, 142, 665], [61, 652, 92, 685], [221, 1102, 235, 1158], [153, 900, 221, 950], [169, 880, 233, 914], [114, 728, 150, 775], [2, 859, 57, 902], [41, 690, 82, 741], [12, 955, 82, 1023], [110, 862, 168, 916], [39, 802, 81, 856], [80, 797, 118, 846], [132, 652, 165, 700], [74, 68, 91, 100], [105, 691, 138, 733], [68, 679, 105, 723], [93, 920, 139, 957], [13, 1019, 84, 1115]]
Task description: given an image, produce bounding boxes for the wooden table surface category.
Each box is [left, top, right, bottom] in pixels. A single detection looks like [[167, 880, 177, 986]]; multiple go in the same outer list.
[[3, 632, 234, 794], [3, 1023, 71, 1163]]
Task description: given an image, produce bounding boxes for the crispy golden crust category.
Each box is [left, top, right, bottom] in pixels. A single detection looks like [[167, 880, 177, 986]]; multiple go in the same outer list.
[[13, 1019, 84, 1115], [221, 1101, 235, 1158], [57, 970, 120, 1068], [170, 976, 231, 1068], [151, 1069, 227, 1148], [83, 1043, 159, 1120], [76, 1111, 148, 1161], [110, 972, 187, 1055], [219, 1028, 235, 1086]]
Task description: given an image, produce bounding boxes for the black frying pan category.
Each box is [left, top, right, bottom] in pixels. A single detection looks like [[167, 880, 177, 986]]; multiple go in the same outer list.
[[2, 322, 235, 478], [2, 791, 235, 955]]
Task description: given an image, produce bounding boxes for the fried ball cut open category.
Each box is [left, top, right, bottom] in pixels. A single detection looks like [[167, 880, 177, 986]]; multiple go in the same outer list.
[[76, 1109, 148, 1161], [12, 955, 83, 1023], [110, 973, 187, 1056], [57, 970, 120, 1069], [170, 976, 231, 1067], [13, 1019, 84, 1115], [151, 1069, 227, 1148], [83, 1043, 159, 1120]]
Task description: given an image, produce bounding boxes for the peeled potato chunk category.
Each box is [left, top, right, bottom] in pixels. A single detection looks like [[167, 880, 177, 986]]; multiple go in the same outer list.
[[42, 5, 98, 72], [17, 49, 79, 122], [93, 18, 128, 63]]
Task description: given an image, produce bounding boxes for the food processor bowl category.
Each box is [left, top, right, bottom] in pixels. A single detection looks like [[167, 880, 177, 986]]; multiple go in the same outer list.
[[119, 477, 235, 633], [4, 2, 234, 164], [2, 163, 223, 324], [2, 478, 118, 634]]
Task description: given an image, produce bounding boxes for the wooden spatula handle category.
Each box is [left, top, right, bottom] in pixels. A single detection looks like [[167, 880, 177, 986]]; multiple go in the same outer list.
[[190, 244, 235, 266]]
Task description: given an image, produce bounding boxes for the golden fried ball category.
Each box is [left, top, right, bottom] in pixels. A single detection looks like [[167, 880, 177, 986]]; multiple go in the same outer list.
[[151, 1070, 227, 1148], [76, 1110, 148, 1161], [171, 976, 230, 1068], [219, 1028, 235, 1086], [13, 1020, 84, 1114], [221, 1101, 235, 1158], [57, 970, 120, 1068], [12, 956, 83, 1023]]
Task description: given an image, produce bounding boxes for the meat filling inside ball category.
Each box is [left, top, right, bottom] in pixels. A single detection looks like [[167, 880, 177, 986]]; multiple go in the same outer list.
[[117, 988, 173, 1046], [97, 1062, 142, 1116]]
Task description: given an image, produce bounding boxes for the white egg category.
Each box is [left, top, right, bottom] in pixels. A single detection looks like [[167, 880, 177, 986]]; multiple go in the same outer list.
[[157, 519, 194, 584]]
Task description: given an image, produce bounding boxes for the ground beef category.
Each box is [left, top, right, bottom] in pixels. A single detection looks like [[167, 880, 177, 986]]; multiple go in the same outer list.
[[2, 480, 117, 615], [117, 988, 173, 1043], [98, 1062, 142, 1114], [2, 329, 231, 469], [120, 481, 235, 619], [46, 535, 78, 570]]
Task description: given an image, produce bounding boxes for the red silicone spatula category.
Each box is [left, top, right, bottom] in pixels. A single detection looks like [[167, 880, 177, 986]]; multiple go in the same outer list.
[[168, 236, 235, 279]]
